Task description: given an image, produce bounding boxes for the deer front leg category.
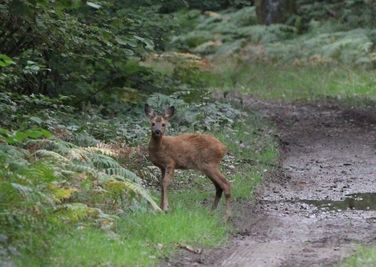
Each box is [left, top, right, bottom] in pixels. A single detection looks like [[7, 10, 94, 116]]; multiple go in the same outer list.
[[161, 165, 174, 211], [159, 167, 166, 209]]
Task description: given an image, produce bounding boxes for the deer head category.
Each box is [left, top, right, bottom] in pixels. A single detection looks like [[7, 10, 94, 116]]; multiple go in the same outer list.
[[144, 104, 175, 137]]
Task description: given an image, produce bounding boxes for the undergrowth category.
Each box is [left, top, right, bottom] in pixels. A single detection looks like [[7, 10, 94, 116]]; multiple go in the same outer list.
[[41, 110, 277, 267], [0, 91, 278, 266], [172, 7, 376, 67]]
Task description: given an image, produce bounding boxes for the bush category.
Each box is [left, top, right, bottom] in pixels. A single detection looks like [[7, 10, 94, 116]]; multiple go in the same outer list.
[[0, 1, 174, 101]]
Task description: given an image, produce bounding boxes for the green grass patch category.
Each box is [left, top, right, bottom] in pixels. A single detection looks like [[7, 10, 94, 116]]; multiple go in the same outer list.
[[209, 61, 376, 104], [43, 207, 227, 267], [341, 246, 376, 267], [215, 113, 278, 199], [15, 193, 228, 267]]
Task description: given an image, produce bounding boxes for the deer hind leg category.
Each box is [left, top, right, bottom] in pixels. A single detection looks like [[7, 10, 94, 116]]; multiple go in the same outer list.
[[212, 182, 223, 210], [203, 165, 231, 218], [161, 165, 174, 211]]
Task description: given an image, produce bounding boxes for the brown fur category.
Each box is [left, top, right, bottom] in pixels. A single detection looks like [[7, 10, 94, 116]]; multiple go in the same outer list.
[[144, 104, 231, 219], [149, 133, 227, 170]]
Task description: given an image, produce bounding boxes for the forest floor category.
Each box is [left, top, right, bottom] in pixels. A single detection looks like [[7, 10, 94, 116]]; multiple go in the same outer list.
[[166, 93, 376, 267]]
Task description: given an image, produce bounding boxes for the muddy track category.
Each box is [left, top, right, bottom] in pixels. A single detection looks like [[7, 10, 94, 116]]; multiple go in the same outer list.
[[167, 94, 376, 267]]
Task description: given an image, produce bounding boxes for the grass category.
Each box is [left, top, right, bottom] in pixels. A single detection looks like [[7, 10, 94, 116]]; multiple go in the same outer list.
[[15, 182, 229, 267], [209, 61, 376, 103], [44, 208, 227, 267], [341, 246, 376, 267], [14, 108, 278, 267], [215, 114, 278, 199]]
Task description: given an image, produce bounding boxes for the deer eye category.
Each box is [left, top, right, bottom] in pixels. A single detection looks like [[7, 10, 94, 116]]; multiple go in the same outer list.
[[162, 123, 166, 127], [152, 123, 155, 126]]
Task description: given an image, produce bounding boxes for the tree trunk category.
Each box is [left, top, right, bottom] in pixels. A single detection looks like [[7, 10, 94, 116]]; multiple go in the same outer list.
[[255, 0, 296, 25]]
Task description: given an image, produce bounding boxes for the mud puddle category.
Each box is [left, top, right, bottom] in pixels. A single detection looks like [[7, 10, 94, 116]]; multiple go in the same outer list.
[[167, 95, 376, 267], [260, 192, 376, 212], [298, 193, 376, 212]]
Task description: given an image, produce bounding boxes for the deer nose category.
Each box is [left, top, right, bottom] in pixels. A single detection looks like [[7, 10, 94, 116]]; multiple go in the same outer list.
[[154, 129, 161, 135]]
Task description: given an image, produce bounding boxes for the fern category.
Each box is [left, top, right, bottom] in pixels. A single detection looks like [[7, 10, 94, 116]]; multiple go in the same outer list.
[[11, 183, 33, 198], [105, 168, 142, 183], [84, 146, 117, 157], [90, 153, 120, 169], [105, 177, 161, 212], [10, 182, 55, 207], [34, 149, 70, 162], [69, 163, 98, 175], [31, 139, 159, 211]]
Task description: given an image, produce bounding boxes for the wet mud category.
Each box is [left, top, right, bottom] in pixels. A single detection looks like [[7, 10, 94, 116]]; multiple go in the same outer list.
[[167, 94, 376, 267]]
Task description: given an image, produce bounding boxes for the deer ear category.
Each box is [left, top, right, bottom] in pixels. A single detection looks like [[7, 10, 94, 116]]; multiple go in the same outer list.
[[164, 106, 175, 120], [144, 104, 156, 119]]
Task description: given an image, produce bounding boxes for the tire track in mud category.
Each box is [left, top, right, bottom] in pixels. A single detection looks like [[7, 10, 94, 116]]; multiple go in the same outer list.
[[168, 95, 376, 267]]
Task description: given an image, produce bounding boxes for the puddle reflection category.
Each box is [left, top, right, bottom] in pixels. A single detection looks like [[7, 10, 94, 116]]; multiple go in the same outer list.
[[299, 193, 376, 211]]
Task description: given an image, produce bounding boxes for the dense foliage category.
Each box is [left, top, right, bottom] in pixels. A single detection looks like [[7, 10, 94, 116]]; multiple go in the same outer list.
[[171, 1, 376, 67], [0, 0, 176, 101]]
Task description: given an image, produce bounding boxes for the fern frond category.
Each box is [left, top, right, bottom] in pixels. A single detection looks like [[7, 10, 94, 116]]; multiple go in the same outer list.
[[34, 150, 70, 163], [11, 183, 33, 197], [21, 162, 56, 183], [105, 168, 142, 183], [69, 148, 90, 161], [27, 139, 76, 155], [122, 179, 161, 212], [89, 153, 120, 169], [85, 147, 117, 157], [69, 163, 97, 176], [27, 138, 158, 211], [106, 177, 161, 212]]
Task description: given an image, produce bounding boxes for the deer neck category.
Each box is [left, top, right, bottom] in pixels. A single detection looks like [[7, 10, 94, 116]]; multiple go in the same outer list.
[[149, 134, 163, 151]]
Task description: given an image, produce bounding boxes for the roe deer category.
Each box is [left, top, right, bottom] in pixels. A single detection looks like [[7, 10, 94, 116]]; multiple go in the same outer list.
[[144, 104, 231, 219]]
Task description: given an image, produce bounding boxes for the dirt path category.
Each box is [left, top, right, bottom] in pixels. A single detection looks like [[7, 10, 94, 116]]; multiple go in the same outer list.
[[169, 95, 376, 267]]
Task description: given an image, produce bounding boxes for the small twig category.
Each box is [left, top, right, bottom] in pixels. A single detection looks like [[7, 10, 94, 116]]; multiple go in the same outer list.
[[177, 243, 203, 254]]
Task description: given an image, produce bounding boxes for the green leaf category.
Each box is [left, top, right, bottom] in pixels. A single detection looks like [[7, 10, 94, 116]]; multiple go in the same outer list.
[[6, 128, 52, 144], [87, 2, 101, 9], [12, 131, 28, 143], [29, 116, 43, 125], [0, 54, 14, 68], [134, 36, 154, 50], [0, 128, 9, 137], [115, 36, 128, 46]]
